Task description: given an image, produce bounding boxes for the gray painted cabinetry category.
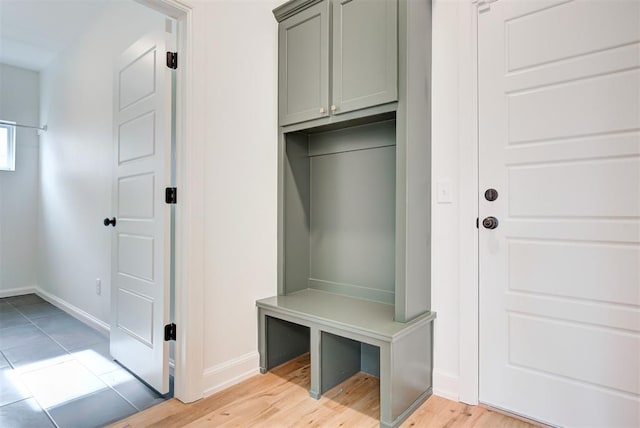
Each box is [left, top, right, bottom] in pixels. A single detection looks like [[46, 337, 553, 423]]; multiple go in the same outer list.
[[277, 0, 398, 126], [332, 0, 398, 116], [258, 1, 434, 427], [277, 1, 329, 125]]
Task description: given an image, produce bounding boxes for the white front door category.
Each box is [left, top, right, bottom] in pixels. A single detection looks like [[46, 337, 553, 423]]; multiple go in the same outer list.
[[110, 30, 174, 394], [478, 0, 640, 426]]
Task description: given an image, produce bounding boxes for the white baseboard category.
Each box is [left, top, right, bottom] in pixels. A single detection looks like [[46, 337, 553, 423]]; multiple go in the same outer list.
[[0, 286, 38, 299], [433, 369, 460, 402], [34, 287, 110, 337], [202, 352, 260, 397]]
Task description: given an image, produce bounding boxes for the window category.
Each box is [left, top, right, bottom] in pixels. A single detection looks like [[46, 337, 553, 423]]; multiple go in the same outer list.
[[0, 122, 16, 171]]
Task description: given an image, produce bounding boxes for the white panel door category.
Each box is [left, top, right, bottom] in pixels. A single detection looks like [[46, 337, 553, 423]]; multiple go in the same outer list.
[[478, 1, 640, 426], [110, 30, 173, 394]]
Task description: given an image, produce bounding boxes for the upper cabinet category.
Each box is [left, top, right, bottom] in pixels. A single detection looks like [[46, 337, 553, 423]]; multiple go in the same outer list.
[[275, 0, 398, 127], [332, 0, 397, 117], [277, 1, 330, 126]]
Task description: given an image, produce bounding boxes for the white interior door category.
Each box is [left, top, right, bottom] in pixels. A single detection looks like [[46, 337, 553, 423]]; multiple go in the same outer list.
[[110, 30, 173, 394], [478, 0, 640, 426]]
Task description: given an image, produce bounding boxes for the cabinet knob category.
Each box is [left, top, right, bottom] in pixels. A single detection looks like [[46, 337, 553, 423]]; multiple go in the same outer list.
[[320, 107, 326, 114], [330, 105, 337, 112]]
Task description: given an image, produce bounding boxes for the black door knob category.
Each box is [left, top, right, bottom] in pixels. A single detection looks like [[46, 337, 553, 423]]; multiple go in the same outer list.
[[482, 216, 499, 229], [103, 217, 117, 227]]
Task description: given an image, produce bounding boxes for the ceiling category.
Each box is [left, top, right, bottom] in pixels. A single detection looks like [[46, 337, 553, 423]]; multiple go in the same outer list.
[[0, 0, 110, 71]]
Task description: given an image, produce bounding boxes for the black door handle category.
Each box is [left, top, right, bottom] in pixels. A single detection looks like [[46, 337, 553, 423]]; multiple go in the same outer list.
[[103, 217, 116, 227], [482, 216, 498, 230]]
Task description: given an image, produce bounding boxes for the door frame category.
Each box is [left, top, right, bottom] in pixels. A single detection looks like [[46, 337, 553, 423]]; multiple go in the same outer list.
[[135, 0, 204, 403], [457, 0, 484, 405]]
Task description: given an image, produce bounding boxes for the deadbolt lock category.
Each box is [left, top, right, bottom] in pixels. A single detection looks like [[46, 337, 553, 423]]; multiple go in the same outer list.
[[485, 188, 498, 201]]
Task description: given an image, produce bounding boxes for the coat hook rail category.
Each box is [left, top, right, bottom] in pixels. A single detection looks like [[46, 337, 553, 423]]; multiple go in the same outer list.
[[0, 120, 47, 132]]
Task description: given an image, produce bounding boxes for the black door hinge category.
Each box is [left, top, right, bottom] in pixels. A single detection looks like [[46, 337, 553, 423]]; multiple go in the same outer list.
[[164, 323, 176, 341], [166, 52, 178, 69], [165, 187, 177, 204]]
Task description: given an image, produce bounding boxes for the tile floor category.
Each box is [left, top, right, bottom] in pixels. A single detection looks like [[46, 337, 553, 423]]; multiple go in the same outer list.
[[0, 294, 170, 428]]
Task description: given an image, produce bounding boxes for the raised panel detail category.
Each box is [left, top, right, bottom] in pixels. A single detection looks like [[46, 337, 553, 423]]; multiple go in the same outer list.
[[509, 313, 640, 395], [509, 240, 640, 306], [508, 157, 640, 218], [118, 234, 154, 281], [480, 0, 640, 424], [117, 288, 153, 347], [286, 14, 323, 115], [333, 0, 397, 114], [119, 112, 155, 163], [337, 0, 396, 102], [508, 70, 640, 144], [506, 1, 640, 72], [118, 173, 154, 219], [119, 47, 156, 110]]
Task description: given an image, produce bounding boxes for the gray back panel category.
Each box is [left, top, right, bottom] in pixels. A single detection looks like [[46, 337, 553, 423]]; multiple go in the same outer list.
[[308, 121, 396, 303]]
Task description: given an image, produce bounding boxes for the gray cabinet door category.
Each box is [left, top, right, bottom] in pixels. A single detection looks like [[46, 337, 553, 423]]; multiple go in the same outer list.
[[279, 1, 330, 126], [332, 0, 397, 115]]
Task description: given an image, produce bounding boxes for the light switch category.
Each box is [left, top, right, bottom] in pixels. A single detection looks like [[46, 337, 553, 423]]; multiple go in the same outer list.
[[437, 180, 453, 204]]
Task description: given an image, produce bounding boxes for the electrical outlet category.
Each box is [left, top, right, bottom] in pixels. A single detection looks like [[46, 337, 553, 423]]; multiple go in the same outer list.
[[96, 278, 102, 295], [437, 180, 453, 204]]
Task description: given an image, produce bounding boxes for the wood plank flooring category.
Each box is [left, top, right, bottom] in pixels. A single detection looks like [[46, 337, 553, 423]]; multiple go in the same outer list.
[[109, 354, 543, 428]]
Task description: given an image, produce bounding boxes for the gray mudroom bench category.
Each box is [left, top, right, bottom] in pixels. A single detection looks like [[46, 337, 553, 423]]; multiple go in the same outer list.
[[257, 291, 436, 428], [257, 0, 434, 427]]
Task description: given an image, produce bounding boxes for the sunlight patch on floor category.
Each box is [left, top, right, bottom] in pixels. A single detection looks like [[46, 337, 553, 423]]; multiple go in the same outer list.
[[17, 357, 109, 408]]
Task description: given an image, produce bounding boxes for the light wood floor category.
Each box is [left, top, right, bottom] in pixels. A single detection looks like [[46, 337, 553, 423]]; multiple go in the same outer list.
[[109, 354, 542, 428]]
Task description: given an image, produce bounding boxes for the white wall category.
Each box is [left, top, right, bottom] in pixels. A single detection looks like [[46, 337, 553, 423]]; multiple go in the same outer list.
[[38, 1, 166, 324], [196, 0, 280, 394], [0, 64, 39, 294], [431, 0, 463, 400]]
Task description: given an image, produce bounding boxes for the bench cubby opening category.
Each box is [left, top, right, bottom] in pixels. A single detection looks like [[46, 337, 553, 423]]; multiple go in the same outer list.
[[265, 316, 310, 370], [321, 332, 380, 394]]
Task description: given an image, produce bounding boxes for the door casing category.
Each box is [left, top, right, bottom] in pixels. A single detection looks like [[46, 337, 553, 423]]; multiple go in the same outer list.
[[457, 0, 484, 405], [133, 0, 204, 403]]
